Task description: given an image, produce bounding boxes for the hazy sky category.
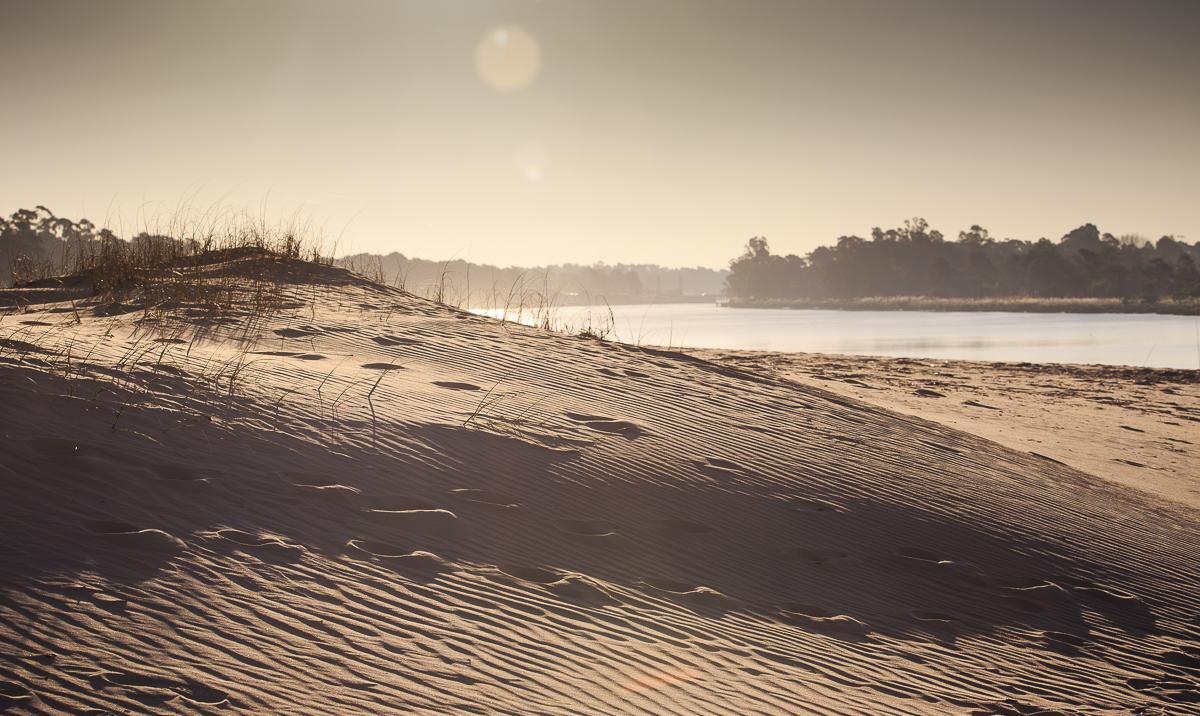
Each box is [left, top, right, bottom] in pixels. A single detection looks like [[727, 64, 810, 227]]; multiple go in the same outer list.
[[2, 0, 1198, 268]]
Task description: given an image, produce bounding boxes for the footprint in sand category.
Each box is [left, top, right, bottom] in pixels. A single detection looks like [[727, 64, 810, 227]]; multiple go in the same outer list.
[[792, 497, 847, 514], [640, 578, 730, 609], [907, 611, 955, 623], [495, 564, 615, 606], [448, 488, 521, 509], [56, 583, 128, 611], [291, 475, 362, 502], [499, 564, 564, 584], [287, 472, 350, 487], [553, 520, 630, 550], [176, 679, 230, 706], [347, 539, 447, 575], [554, 519, 621, 538], [779, 603, 868, 636], [1041, 630, 1087, 654], [83, 520, 182, 551], [1069, 580, 1143, 605], [706, 457, 741, 470], [896, 547, 987, 586], [1002, 581, 1068, 604], [88, 670, 176, 694], [910, 611, 957, 628], [362, 495, 444, 511], [695, 458, 742, 482], [273, 327, 319, 339], [372, 334, 419, 347], [362, 496, 458, 532], [433, 381, 482, 391], [203, 528, 306, 560], [118, 681, 178, 705], [564, 412, 644, 440], [88, 672, 228, 707], [896, 547, 942, 563], [153, 463, 221, 484], [90, 592, 128, 612]]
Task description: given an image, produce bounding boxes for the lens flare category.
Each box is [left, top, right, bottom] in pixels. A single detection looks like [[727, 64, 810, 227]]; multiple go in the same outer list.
[[513, 141, 548, 183], [475, 25, 542, 92]]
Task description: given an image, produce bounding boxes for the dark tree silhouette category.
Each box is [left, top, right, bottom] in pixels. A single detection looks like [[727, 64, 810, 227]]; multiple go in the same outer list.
[[726, 220, 1199, 302]]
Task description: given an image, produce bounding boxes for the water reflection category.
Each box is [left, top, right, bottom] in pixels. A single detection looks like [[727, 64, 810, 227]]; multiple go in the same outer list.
[[472, 303, 1200, 369]]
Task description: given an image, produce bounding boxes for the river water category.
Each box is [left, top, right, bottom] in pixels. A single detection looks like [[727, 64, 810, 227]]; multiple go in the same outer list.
[[471, 303, 1200, 369]]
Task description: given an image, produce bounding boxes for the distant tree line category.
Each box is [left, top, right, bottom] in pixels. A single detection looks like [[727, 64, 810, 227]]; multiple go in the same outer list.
[[0, 206, 187, 287], [0, 207, 730, 302], [726, 219, 1200, 301], [336, 252, 728, 306], [1, 206, 105, 286]]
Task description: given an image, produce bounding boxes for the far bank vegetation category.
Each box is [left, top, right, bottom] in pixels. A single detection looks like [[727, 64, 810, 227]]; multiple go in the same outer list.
[[725, 220, 1200, 314]]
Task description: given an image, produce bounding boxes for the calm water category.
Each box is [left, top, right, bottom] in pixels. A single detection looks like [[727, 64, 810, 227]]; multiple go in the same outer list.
[[473, 303, 1200, 369]]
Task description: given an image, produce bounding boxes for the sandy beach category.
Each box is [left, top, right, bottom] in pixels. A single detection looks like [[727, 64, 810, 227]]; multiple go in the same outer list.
[[1, 259, 1197, 714], [693, 350, 1200, 510]]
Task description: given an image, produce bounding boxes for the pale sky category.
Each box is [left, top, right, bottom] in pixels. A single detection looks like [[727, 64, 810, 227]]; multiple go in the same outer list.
[[2, 0, 1197, 268]]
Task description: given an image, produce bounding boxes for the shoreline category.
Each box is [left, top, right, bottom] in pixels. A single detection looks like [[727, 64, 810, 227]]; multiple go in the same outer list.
[[693, 347, 1200, 509], [726, 296, 1200, 315]]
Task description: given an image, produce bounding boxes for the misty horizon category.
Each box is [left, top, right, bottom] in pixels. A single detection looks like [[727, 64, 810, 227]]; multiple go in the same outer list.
[[3, 0, 1198, 268]]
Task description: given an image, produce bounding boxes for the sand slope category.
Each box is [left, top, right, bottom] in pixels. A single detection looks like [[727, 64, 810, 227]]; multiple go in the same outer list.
[[1, 262, 1197, 714], [694, 350, 1200, 510]]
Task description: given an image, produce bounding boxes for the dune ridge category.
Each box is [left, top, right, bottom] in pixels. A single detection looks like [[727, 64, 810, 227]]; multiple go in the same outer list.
[[0, 260, 1197, 714]]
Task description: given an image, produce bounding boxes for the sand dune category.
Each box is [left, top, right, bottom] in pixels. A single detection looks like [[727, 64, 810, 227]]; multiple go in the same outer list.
[[695, 350, 1200, 510], [1, 260, 1197, 714]]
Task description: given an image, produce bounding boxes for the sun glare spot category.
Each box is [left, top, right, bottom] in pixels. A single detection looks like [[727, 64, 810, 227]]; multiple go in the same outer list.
[[475, 24, 541, 92], [513, 141, 548, 183]]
